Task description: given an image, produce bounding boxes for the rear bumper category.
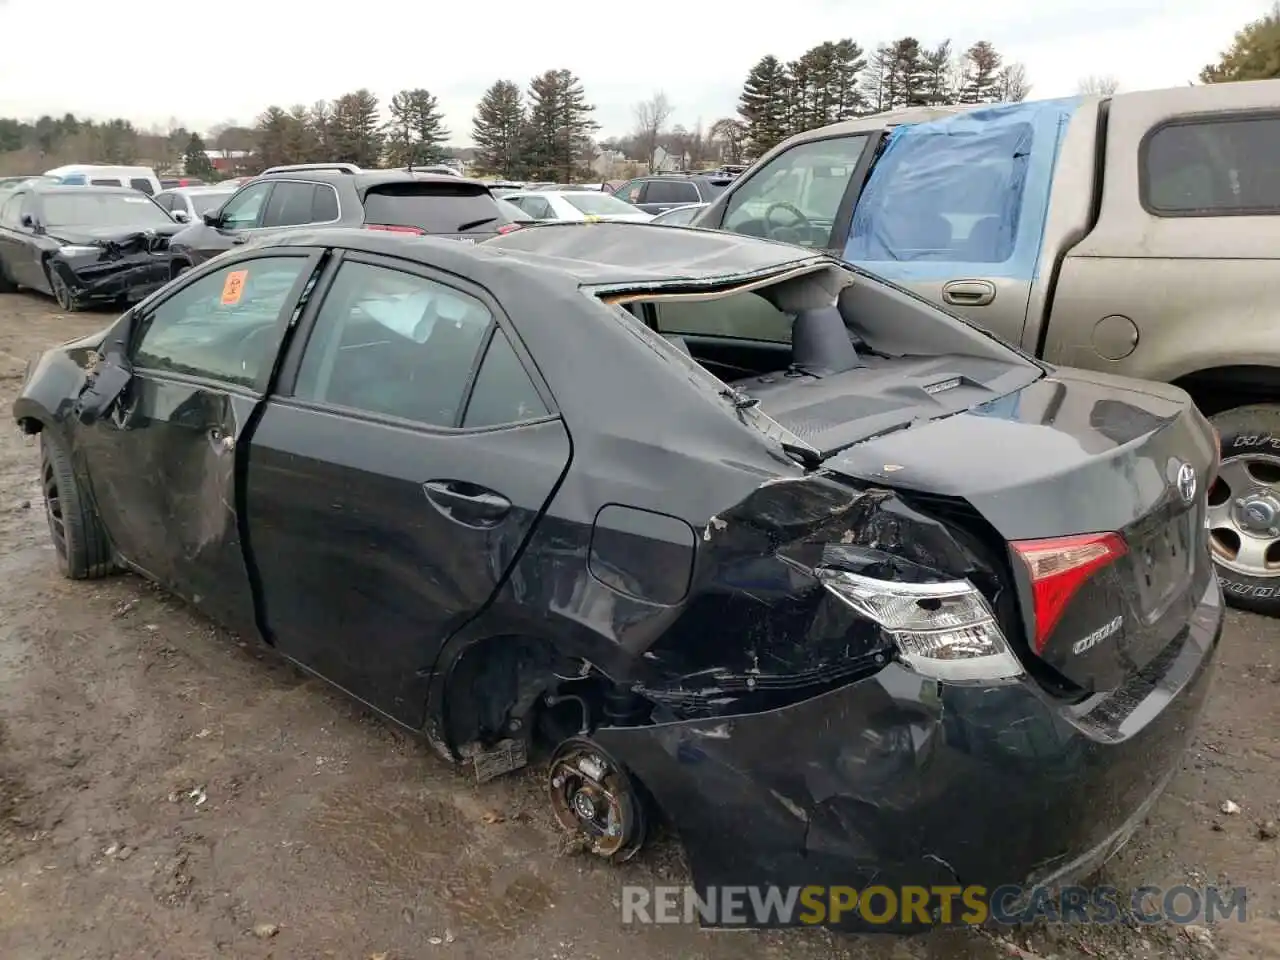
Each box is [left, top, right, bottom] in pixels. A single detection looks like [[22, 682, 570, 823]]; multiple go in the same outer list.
[[597, 574, 1223, 930]]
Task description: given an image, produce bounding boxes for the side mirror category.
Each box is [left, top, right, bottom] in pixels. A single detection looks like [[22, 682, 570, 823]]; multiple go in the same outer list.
[[20, 213, 35, 228], [201, 210, 220, 227], [172, 210, 191, 223]]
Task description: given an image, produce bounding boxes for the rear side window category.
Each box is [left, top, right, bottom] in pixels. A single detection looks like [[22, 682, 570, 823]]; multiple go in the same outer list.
[[653, 292, 792, 344], [91, 178, 122, 187], [1142, 114, 1280, 216], [262, 181, 336, 227], [645, 180, 699, 204], [462, 328, 549, 428], [847, 124, 1031, 264], [130, 178, 154, 195], [362, 184, 501, 234]]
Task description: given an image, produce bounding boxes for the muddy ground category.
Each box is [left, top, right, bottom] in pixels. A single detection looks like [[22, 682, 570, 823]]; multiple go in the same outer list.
[[0, 290, 1275, 960]]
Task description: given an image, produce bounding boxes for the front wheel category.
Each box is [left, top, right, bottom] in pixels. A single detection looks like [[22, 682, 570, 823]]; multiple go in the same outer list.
[[1208, 404, 1280, 615], [47, 267, 81, 312], [39, 432, 115, 579]]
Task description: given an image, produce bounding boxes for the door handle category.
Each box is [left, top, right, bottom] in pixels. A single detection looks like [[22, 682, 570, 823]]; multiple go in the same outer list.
[[230, 235, 249, 245], [942, 279, 996, 307], [423, 480, 511, 527]]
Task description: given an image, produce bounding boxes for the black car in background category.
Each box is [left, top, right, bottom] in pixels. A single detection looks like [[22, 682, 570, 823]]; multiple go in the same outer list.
[[14, 222, 1222, 927], [611, 172, 734, 214], [0, 184, 182, 310], [168, 167, 525, 267]]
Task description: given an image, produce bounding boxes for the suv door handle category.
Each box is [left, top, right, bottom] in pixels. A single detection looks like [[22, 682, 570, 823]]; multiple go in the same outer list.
[[230, 235, 249, 245], [942, 279, 996, 307], [423, 480, 511, 527]]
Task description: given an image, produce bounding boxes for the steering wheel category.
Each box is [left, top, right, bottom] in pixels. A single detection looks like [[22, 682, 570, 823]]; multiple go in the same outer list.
[[763, 201, 815, 244]]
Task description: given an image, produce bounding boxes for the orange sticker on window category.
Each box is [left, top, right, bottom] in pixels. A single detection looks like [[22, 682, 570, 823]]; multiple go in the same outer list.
[[221, 269, 248, 305]]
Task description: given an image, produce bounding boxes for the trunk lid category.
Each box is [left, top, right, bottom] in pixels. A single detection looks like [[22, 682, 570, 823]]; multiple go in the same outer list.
[[820, 367, 1218, 692]]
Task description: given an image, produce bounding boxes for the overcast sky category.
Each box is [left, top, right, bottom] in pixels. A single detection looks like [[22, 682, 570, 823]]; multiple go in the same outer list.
[[0, 0, 1269, 143]]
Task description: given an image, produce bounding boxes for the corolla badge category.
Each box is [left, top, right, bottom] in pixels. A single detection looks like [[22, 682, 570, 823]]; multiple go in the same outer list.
[[1072, 615, 1123, 655], [1175, 461, 1197, 505]]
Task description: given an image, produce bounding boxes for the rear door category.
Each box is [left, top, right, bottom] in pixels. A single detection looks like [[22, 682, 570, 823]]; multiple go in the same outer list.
[[843, 101, 1078, 349], [75, 249, 323, 638], [361, 182, 507, 242], [244, 251, 570, 726]]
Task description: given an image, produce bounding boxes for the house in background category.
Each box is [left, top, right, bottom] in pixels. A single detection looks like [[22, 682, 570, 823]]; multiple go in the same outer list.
[[200, 148, 252, 175]]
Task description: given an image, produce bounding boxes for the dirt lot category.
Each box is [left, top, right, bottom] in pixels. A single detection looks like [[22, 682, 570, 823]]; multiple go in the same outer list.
[[0, 291, 1275, 960]]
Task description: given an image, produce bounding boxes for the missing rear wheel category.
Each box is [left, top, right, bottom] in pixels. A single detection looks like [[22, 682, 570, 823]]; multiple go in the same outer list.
[[547, 736, 646, 862]]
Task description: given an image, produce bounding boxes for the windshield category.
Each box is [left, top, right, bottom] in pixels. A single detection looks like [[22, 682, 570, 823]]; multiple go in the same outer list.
[[564, 193, 644, 216], [42, 192, 172, 228], [190, 191, 234, 216], [655, 204, 704, 226]]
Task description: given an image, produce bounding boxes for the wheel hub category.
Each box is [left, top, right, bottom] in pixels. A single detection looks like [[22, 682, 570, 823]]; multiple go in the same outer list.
[[571, 789, 598, 821], [547, 737, 646, 861], [1234, 493, 1280, 536]]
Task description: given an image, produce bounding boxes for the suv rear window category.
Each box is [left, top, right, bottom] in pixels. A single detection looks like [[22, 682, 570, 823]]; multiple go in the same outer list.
[[645, 180, 700, 204], [362, 184, 502, 234]]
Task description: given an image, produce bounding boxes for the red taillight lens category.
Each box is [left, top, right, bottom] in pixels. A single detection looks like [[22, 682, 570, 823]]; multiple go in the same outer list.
[[1012, 533, 1127, 653], [363, 223, 425, 235], [496, 222, 523, 234]]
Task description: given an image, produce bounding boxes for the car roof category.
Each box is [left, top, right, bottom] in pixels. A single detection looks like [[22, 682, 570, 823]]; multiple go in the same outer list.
[[257, 169, 477, 189], [254, 222, 832, 288], [27, 184, 145, 196]]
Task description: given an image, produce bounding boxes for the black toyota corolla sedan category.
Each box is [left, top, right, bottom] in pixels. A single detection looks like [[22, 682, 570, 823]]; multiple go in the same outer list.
[[13, 222, 1222, 928]]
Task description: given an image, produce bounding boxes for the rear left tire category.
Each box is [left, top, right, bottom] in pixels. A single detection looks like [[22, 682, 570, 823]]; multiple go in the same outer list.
[[39, 431, 115, 580]]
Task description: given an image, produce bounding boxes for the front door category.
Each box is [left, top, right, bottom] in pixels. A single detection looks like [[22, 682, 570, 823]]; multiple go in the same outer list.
[[75, 251, 322, 637], [192, 180, 274, 261], [713, 133, 877, 250], [245, 252, 571, 727]]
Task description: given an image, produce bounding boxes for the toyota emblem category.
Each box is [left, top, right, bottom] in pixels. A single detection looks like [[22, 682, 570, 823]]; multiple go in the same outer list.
[[1175, 462, 1197, 505]]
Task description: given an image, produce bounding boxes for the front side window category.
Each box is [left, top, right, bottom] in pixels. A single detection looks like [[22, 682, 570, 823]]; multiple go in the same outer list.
[[0, 194, 24, 226], [129, 178, 155, 195], [133, 256, 310, 387], [1142, 114, 1280, 215], [154, 193, 175, 212], [652, 291, 792, 344], [293, 261, 493, 428], [723, 135, 868, 246], [218, 182, 271, 229], [190, 192, 234, 217], [847, 124, 1031, 264], [617, 180, 645, 205]]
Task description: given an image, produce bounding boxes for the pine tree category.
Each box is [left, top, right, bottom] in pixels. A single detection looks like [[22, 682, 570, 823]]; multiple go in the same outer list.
[[525, 69, 598, 181], [959, 41, 1003, 104], [253, 106, 292, 170], [886, 37, 929, 108], [737, 55, 790, 158], [861, 45, 894, 113], [182, 133, 214, 179], [330, 89, 383, 168], [1201, 4, 1280, 82], [784, 57, 811, 136], [285, 105, 318, 163], [385, 89, 450, 167], [832, 39, 868, 120], [472, 80, 527, 178], [921, 41, 953, 105]]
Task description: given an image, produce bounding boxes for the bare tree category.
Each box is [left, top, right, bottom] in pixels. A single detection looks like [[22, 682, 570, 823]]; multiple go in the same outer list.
[[998, 63, 1032, 102], [633, 91, 674, 170], [1078, 74, 1120, 96]]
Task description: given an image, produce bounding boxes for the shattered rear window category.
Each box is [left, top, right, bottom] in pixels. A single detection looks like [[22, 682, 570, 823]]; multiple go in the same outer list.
[[652, 290, 793, 344]]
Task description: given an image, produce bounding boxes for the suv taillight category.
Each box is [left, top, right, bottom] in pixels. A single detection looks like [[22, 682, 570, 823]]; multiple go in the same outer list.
[[1012, 533, 1127, 653], [364, 223, 425, 235]]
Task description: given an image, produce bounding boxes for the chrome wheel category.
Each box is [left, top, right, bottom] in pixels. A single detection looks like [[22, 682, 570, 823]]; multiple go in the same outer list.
[[1207, 453, 1280, 577]]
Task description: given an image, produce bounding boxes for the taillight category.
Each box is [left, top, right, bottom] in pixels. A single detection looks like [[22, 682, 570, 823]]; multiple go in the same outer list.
[[496, 222, 523, 234], [1012, 533, 1127, 653], [364, 223, 425, 235]]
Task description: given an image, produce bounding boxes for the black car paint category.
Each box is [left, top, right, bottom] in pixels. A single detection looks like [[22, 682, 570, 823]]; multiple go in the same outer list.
[[167, 172, 515, 268], [0, 186, 182, 306], [612, 175, 733, 215], [13, 223, 1222, 928]]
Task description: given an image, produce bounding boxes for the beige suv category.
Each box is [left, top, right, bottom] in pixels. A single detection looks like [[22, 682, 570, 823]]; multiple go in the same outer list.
[[695, 79, 1280, 615]]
